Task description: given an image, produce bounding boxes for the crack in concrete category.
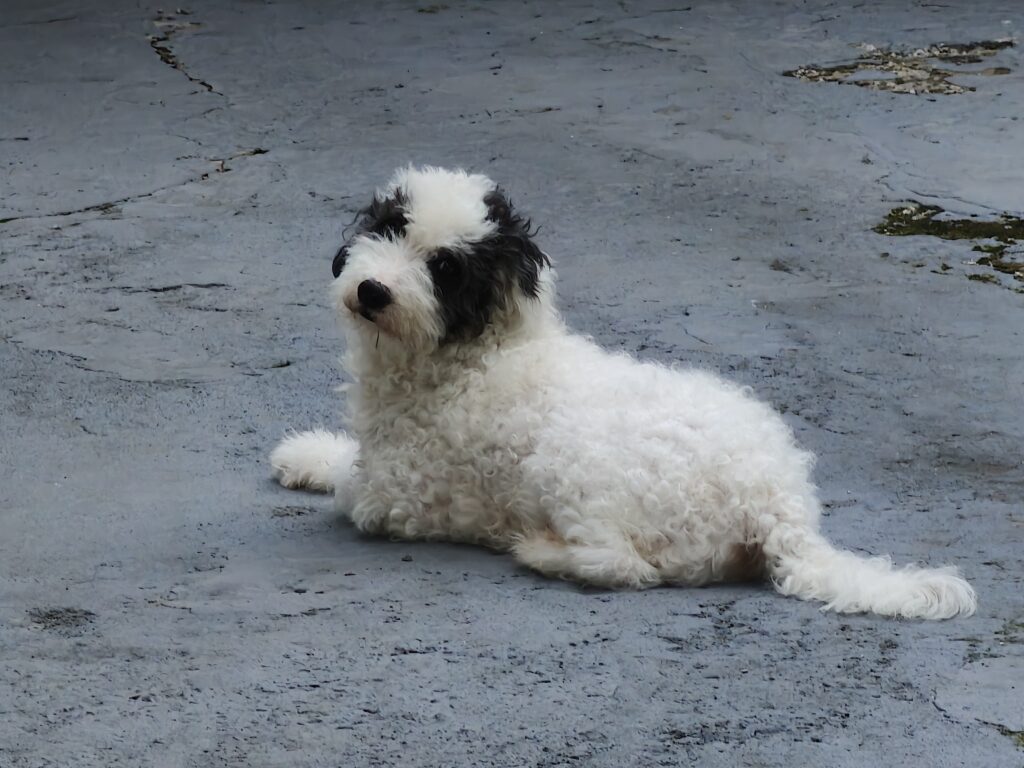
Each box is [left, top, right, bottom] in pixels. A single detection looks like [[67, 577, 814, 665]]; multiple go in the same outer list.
[[993, 725, 1024, 749], [583, 32, 680, 53], [147, 10, 223, 95], [148, 35, 221, 94], [5, 338, 206, 385], [121, 282, 231, 294], [1, 197, 142, 225], [0, 182, 191, 225], [4, 15, 78, 27], [0, 148, 268, 225], [935, 697, 1024, 749]]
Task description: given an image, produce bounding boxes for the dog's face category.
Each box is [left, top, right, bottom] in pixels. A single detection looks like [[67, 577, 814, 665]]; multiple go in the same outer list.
[[331, 167, 549, 353]]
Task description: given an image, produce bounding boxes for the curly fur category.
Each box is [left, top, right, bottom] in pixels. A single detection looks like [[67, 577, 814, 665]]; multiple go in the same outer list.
[[270, 165, 977, 620]]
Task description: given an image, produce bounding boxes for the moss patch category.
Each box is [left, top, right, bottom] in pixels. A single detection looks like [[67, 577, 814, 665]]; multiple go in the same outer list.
[[875, 203, 1024, 242], [28, 607, 95, 630], [975, 253, 1024, 280], [875, 202, 1024, 288], [784, 40, 1013, 95], [997, 726, 1024, 749], [995, 619, 1024, 643]]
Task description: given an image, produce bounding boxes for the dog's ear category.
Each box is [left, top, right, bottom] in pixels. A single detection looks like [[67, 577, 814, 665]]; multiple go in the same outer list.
[[356, 189, 409, 239], [335, 189, 409, 275], [483, 189, 549, 298], [332, 245, 349, 278]]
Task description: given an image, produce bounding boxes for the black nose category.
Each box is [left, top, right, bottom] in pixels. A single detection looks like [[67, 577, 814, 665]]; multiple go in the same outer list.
[[357, 279, 392, 311], [332, 246, 349, 278]]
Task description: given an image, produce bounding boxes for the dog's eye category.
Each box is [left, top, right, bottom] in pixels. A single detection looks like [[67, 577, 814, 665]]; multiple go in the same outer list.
[[429, 252, 461, 285]]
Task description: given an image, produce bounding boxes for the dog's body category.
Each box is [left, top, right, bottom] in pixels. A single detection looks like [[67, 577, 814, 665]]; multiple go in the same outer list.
[[271, 166, 976, 620]]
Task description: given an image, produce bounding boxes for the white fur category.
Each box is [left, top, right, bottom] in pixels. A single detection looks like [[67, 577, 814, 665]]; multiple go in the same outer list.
[[270, 428, 359, 496], [386, 165, 497, 249], [271, 166, 976, 621]]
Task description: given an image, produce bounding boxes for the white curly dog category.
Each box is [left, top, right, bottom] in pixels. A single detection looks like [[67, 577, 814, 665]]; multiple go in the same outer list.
[[271, 166, 976, 620]]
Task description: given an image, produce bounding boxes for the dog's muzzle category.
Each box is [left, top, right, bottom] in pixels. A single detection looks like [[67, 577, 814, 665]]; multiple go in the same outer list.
[[356, 279, 392, 319]]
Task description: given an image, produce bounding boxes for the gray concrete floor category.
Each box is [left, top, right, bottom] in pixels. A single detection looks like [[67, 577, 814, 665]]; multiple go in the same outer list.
[[2, 1, 1022, 766]]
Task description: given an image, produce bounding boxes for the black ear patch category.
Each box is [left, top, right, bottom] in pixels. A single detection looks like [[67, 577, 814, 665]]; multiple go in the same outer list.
[[483, 189, 548, 298], [357, 189, 409, 239], [332, 245, 349, 278], [332, 188, 409, 276], [429, 188, 550, 344]]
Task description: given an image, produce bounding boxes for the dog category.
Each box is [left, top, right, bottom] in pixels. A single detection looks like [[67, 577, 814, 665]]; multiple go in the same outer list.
[[270, 166, 976, 620]]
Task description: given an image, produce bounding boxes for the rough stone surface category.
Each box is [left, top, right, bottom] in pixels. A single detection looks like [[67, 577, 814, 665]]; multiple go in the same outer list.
[[934, 655, 1024, 732], [1, 1, 1022, 766]]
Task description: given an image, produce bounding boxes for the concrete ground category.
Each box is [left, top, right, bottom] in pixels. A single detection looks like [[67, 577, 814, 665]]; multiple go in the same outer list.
[[1, 1, 1022, 766]]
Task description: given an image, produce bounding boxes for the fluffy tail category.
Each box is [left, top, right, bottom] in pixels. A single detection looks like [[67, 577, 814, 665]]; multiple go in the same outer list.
[[763, 522, 976, 620], [269, 429, 359, 493]]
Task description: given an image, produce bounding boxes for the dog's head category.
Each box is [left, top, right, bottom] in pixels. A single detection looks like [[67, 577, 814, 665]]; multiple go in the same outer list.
[[330, 166, 550, 354]]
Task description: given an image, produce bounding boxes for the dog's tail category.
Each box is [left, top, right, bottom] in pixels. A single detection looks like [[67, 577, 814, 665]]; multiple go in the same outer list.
[[270, 429, 359, 493], [761, 521, 976, 620]]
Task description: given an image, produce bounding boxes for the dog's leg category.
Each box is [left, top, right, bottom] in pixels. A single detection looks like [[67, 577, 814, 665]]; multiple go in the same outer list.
[[269, 429, 359, 493], [512, 529, 662, 589], [760, 514, 976, 620]]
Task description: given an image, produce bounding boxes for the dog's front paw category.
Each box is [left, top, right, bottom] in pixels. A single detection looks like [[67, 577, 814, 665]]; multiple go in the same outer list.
[[269, 430, 346, 492], [270, 454, 311, 490]]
